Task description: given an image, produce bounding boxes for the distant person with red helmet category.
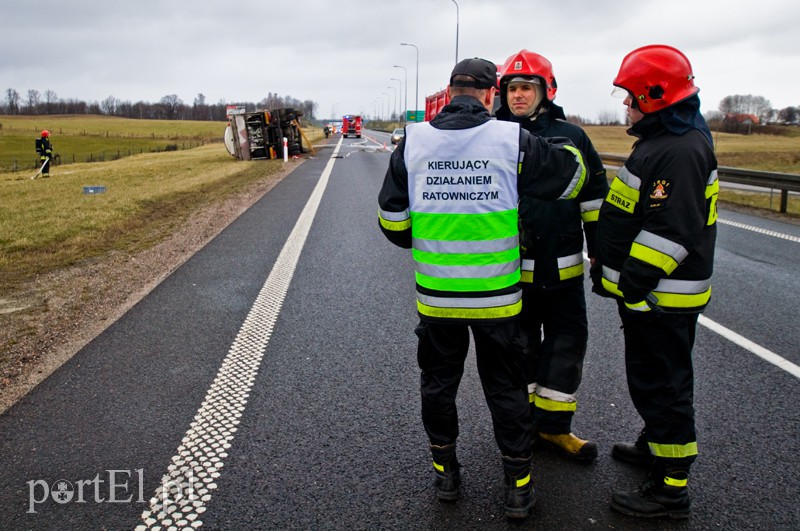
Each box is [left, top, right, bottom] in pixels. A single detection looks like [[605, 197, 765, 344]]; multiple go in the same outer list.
[[35, 130, 53, 178], [592, 44, 718, 519], [495, 50, 609, 463]]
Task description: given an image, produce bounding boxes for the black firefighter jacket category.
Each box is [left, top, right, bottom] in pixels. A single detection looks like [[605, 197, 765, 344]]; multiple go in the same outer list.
[[593, 110, 718, 313], [497, 103, 609, 289]]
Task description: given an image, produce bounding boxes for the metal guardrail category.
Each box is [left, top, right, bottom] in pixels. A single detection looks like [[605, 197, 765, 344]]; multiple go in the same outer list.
[[599, 153, 800, 213]]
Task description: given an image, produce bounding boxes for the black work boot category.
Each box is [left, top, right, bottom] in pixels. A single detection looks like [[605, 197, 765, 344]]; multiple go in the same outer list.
[[612, 428, 655, 468], [611, 470, 691, 519], [430, 444, 461, 502], [501, 455, 535, 519]]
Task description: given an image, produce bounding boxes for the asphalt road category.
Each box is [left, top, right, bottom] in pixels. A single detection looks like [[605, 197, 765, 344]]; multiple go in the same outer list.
[[1, 131, 798, 530]]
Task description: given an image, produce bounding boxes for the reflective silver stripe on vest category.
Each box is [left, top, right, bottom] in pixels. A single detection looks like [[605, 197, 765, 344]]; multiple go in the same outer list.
[[557, 252, 584, 270], [708, 169, 718, 185], [413, 235, 518, 254], [603, 266, 711, 295], [634, 230, 689, 263], [617, 166, 642, 190], [418, 291, 521, 309], [379, 208, 410, 221], [416, 260, 519, 279]]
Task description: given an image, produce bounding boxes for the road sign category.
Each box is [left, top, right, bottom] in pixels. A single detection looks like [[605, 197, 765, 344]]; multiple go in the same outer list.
[[406, 110, 424, 122]]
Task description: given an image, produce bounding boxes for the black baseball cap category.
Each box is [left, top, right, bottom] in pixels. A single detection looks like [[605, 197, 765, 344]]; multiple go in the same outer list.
[[449, 58, 498, 89]]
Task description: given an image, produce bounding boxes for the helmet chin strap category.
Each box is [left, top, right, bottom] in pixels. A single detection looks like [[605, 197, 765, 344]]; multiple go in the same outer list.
[[521, 85, 546, 120]]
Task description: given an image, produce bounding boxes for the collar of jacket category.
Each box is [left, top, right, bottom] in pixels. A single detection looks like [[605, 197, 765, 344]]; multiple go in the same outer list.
[[431, 95, 493, 128], [495, 101, 566, 132]]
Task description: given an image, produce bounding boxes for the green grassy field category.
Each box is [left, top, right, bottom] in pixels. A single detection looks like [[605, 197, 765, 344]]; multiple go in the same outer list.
[[0, 115, 225, 171], [0, 116, 324, 293]]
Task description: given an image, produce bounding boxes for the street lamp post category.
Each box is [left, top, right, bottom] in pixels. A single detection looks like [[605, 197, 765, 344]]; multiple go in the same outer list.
[[393, 65, 408, 122], [382, 92, 390, 120], [386, 85, 397, 121], [390, 78, 402, 121], [400, 42, 419, 121], [387, 86, 397, 120], [450, 0, 459, 64]]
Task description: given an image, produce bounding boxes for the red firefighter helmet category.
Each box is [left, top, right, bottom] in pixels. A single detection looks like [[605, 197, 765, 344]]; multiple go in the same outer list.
[[41, 130, 50, 138], [613, 44, 699, 114], [498, 50, 558, 102]]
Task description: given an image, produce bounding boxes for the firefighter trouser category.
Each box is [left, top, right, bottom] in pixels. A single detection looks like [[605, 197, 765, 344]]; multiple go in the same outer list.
[[617, 301, 698, 471], [415, 319, 533, 458], [520, 279, 588, 434], [39, 156, 51, 175]]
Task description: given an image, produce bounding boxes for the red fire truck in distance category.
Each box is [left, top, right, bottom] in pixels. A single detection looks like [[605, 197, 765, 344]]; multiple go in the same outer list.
[[342, 115, 362, 138]]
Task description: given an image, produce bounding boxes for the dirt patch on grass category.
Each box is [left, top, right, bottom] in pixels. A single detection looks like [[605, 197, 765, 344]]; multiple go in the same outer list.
[[0, 159, 302, 414]]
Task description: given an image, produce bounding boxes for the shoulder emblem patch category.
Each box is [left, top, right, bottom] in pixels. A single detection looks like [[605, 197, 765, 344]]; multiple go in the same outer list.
[[649, 179, 671, 201]]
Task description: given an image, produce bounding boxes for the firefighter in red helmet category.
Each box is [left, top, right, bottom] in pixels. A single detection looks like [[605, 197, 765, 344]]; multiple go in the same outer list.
[[495, 49, 609, 463], [35, 130, 53, 178], [592, 44, 718, 519]]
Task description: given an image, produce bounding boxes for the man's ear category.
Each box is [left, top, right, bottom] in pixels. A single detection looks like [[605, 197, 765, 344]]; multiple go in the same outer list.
[[483, 87, 496, 110]]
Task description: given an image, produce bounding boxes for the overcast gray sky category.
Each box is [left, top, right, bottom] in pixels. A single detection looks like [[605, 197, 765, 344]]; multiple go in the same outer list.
[[2, 0, 798, 122]]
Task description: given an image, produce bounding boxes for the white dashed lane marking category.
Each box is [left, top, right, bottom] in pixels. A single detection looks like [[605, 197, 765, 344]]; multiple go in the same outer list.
[[137, 137, 343, 530]]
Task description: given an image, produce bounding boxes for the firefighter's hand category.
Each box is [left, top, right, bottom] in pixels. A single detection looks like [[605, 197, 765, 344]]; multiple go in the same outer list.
[[40, 155, 47, 161], [46, 149, 52, 155]]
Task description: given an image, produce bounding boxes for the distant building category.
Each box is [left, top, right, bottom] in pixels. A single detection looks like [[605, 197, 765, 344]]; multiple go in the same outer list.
[[725, 113, 760, 125]]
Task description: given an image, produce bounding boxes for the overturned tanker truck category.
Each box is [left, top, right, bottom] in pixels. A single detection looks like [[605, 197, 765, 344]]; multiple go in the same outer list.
[[224, 106, 309, 160]]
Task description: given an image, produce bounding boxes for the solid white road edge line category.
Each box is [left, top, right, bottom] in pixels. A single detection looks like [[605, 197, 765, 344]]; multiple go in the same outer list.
[[698, 315, 800, 380], [717, 218, 800, 243], [582, 250, 799, 381], [137, 136, 344, 530]]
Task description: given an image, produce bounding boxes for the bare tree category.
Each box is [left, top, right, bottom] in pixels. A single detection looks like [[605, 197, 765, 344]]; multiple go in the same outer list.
[[777, 106, 799, 124], [718, 94, 772, 118], [44, 90, 58, 114], [5, 88, 20, 114], [100, 95, 118, 115], [596, 110, 622, 126], [159, 94, 183, 119], [27, 89, 41, 113]]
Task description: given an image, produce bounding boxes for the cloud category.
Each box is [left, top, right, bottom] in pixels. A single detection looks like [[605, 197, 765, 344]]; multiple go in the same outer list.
[[1, 0, 798, 120]]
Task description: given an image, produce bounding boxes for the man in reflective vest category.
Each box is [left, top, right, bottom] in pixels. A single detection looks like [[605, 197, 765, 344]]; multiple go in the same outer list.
[[592, 45, 718, 519], [496, 50, 609, 463], [378, 57, 586, 520]]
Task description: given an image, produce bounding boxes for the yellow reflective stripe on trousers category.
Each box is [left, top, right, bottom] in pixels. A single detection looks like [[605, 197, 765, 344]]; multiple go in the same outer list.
[[516, 473, 531, 488], [648, 441, 698, 459], [664, 475, 688, 488], [433, 461, 444, 473], [534, 394, 577, 412]]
